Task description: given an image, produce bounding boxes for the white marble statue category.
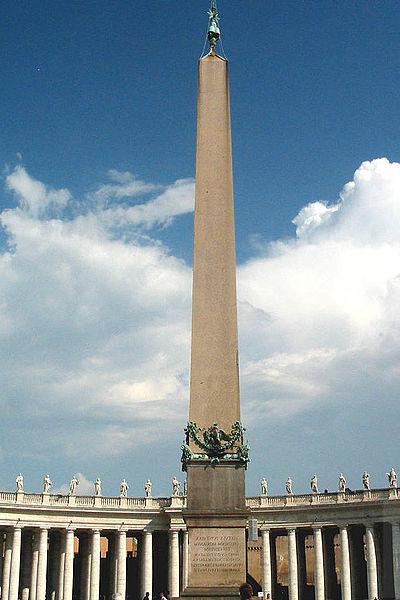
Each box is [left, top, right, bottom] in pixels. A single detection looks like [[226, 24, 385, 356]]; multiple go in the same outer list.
[[43, 474, 52, 494], [261, 478, 268, 496], [285, 477, 293, 495], [69, 475, 79, 495], [144, 479, 152, 497], [338, 473, 346, 493], [310, 474, 319, 494], [172, 476, 180, 496], [16, 473, 24, 492], [120, 479, 129, 497], [387, 467, 398, 488], [94, 478, 102, 496], [362, 471, 370, 490]]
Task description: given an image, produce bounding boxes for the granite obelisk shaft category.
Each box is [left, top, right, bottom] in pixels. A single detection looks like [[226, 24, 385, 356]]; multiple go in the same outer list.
[[182, 52, 247, 600], [189, 53, 240, 433]]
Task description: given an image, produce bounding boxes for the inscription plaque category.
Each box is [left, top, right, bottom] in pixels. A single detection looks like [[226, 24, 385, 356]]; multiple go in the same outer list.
[[188, 527, 246, 588]]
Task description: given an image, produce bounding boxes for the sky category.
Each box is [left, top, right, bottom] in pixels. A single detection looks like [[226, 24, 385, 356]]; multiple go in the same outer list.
[[1, 0, 400, 498]]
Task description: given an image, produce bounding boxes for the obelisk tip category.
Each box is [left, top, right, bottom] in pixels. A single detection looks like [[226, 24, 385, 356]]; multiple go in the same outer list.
[[207, 0, 221, 55]]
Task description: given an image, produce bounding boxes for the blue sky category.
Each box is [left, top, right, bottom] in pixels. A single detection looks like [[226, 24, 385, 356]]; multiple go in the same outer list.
[[1, 1, 400, 497]]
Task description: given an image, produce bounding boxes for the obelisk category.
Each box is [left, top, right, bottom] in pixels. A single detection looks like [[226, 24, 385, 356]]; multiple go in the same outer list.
[[181, 3, 249, 598]]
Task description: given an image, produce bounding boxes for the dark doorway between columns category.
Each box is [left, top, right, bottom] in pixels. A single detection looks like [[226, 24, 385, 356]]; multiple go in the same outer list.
[[126, 534, 140, 600], [375, 522, 395, 599], [296, 530, 314, 600], [349, 525, 367, 600], [273, 533, 288, 600], [152, 531, 168, 598], [323, 528, 340, 600]]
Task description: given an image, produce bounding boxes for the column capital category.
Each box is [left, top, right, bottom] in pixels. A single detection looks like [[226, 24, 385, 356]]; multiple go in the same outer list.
[[312, 524, 323, 531], [260, 527, 271, 534], [287, 527, 297, 534], [169, 528, 180, 535]]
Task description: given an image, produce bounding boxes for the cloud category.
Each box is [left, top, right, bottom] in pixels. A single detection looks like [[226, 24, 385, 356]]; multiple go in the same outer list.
[[238, 157, 400, 422], [55, 473, 95, 496], [1, 158, 400, 490], [0, 166, 193, 466], [292, 200, 339, 237], [98, 178, 195, 230], [90, 169, 157, 206], [6, 166, 71, 218]]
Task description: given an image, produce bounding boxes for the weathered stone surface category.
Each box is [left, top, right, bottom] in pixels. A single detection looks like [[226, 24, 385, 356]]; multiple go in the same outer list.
[[188, 528, 246, 588], [186, 464, 245, 513], [184, 51, 246, 600], [189, 54, 240, 438]]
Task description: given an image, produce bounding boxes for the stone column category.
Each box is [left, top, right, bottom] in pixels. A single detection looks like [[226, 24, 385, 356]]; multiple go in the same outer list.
[[31, 532, 40, 600], [182, 531, 189, 592], [365, 526, 378, 599], [57, 532, 66, 600], [339, 526, 351, 600], [313, 526, 325, 600], [21, 532, 33, 600], [140, 531, 152, 600], [63, 530, 75, 600], [2, 531, 14, 600], [168, 530, 179, 599], [391, 521, 400, 600], [116, 531, 126, 599], [287, 528, 298, 600], [9, 527, 22, 600], [36, 528, 48, 600], [89, 531, 101, 600], [261, 529, 272, 596]]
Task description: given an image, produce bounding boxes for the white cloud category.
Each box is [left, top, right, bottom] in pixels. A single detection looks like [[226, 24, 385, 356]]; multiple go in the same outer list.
[[0, 166, 193, 465], [238, 158, 400, 421], [292, 200, 339, 237], [55, 473, 96, 496], [6, 166, 71, 218], [90, 169, 157, 206], [98, 178, 195, 230], [1, 158, 400, 491]]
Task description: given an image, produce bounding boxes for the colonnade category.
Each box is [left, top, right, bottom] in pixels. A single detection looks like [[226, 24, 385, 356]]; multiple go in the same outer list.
[[260, 521, 400, 600], [0, 527, 186, 600], [1, 521, 400, 600]]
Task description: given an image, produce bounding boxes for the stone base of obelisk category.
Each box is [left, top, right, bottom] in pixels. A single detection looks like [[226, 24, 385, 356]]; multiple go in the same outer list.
[[181, 462, 248, 599]]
